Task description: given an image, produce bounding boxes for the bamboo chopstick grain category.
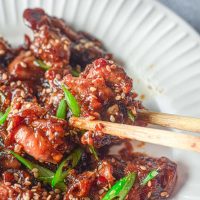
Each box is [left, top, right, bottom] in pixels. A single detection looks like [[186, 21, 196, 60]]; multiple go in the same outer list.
[[69, 117, 200, 153], [138, 110, 200, 132]]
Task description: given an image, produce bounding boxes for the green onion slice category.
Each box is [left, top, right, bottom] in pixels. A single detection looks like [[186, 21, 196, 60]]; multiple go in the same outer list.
[[10, 151, 66, 191], [0, 106, 11, 125], [141, 170, 158, 186], [102, 173, 136, 200], [52, 148, 83, 188], [62, 84, 80, 117], [71, 69, 80, 77], [127, 110, 135, 122], [89, 145, 99, 160], [56, 99, 67, 119], [35, 59, 50, 70]]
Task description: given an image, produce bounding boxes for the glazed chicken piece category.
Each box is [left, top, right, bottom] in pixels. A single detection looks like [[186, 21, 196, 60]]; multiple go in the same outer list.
[[64, 154, 177, 200], [125, 155, 177, 200], [6, 100, 71, 163], [30, 25, 71, 68], [23, 8, 111, 68], [0, 68, 35, 112], [63, 58, 142, 122], [0, 169, 58, 200], [8, 50, 44, 81], [23, 8, 71, 68]]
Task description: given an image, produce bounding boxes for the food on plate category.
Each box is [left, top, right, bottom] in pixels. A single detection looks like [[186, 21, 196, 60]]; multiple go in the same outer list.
[[0, 8, 177, 200]]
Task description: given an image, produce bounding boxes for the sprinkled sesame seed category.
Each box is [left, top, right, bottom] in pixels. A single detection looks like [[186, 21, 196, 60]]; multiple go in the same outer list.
[[110, 115, 115, 122], [47, 195, 52, 200], [115, 95, 121, 100], [98, 189, 104, 195], [2, 73, 7, 80], [17, 80, 22, 86], [147, 192, 152, 198], [160, 191, 169, 197], [90, 87, 96, 92], [140, 165, 147, 171], [147, 180, 152, 187]]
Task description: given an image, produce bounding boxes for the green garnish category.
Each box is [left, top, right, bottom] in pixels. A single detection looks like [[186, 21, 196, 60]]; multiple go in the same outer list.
[[10, 151, 66, 191], [52, 148, 83, 188], [102, 173, 136, 200], [89, 145, 99, 160], [0, 112, 4, 118], [127, 110, 135, 122], [62, 84, 80, 117], [56, 99, 67, 119], [0, 106, 11, 125], [71, 69, 80, 77], [35, 59, 50, 70], [141, 170, 158, 186]]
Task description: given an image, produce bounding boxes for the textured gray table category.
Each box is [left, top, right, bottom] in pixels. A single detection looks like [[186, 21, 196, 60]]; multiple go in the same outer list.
[[159, 0, 200, 34]]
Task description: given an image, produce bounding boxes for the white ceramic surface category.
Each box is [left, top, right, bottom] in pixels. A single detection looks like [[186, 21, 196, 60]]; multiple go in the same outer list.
[[0, 0, 200, 199]]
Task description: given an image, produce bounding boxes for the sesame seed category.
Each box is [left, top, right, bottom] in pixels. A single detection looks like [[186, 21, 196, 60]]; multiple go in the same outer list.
[[110, 115, 115, 122], [24, 51, 32, 57], [20, 62, 27, 68], [140, 165, 147, 171], [121, 93, 126, 98], [69, 194, 73, 200], [90, 87, 96, 92], [47, 195, 52, 200], [160, 191, 169, 197], [17, 80, 22, 86], [106, 65, 111, 72], [64, 44, 68, 50], [115, 95, 121, 100], [98, 189, 104, 195], [24, 180, 32, 186], [33, 172, 39, 178], [32, 168, 39, 173], [2, 73, 7, 80], [147, 180, 152, 187], [147, 192, 152, 198]]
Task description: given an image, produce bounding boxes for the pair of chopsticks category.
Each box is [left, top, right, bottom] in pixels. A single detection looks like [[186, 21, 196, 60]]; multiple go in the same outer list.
[[69, 110, 200, 153]]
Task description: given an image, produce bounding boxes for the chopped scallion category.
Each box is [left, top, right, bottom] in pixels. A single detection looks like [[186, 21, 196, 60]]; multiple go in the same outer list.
[[56, 99, 67, 119], [0, 106, 11, 125], [52, 148, 83, 188], [71, 69, 80, 77], [89, 145, 99, 160], [62, 85, 80, 117], [10, 151, 66, 191], [141, 170, 158, 186], [127, 110, 135, 122], [35, 59, 50, 70], [102, 173, 136, 200]]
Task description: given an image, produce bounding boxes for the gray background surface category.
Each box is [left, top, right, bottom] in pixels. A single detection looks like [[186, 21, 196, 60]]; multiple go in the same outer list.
[[159, 0, 200, 34]]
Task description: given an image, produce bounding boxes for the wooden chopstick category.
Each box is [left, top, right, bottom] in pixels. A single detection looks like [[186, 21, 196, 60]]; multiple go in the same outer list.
[[69, 116, 200, 153], [138, 110, 200, 132]]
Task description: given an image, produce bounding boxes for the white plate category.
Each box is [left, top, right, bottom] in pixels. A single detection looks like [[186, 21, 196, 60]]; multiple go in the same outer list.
[[1, 0, 200, 199]]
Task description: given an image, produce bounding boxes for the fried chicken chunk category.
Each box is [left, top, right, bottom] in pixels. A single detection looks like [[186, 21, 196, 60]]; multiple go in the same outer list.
[[23, 8, 111, 67], [8, 51, 44, 80], [63, 58, 142, 122], [6, 100, 71, 163]]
